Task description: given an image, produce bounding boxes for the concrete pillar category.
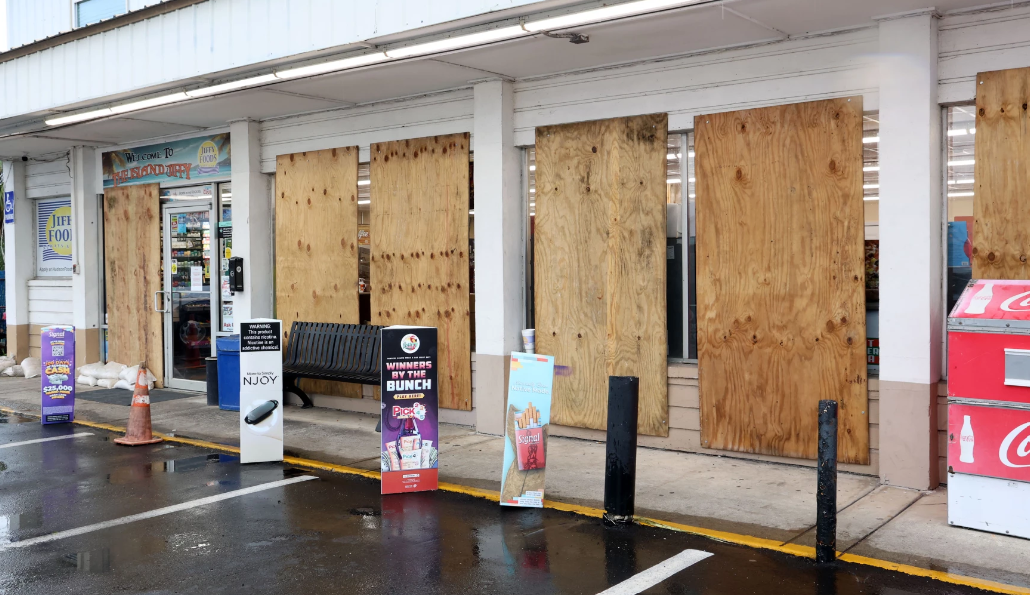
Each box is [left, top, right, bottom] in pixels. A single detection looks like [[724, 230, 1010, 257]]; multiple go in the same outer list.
[[3, 160, 32, 360], [228, 119, 273, 328], [69, 146, 102, 365], [876, 11, 942, 490], [472, 79, 524, 435]]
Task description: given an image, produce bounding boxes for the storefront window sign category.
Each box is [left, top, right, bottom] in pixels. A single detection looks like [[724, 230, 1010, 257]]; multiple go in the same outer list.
[[102, 134, 231, 188], [37, 197, 73, 277]]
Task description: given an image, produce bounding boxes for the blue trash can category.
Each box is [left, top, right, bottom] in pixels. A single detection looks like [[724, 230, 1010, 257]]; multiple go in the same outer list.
[[216, 335, 240, 411]]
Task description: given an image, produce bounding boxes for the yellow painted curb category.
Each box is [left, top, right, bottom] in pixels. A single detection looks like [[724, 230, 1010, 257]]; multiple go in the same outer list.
[[3, 405, 1028, 594]]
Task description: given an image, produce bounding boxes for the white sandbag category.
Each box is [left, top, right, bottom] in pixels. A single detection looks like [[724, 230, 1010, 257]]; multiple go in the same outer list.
[[94, 361, 126, 380], [113, 379, 133, 390], [96, 378, 119, 389], [119, 365, 157, 388], [21, 358, 41, 379], [78, 362, 107, 379], [76, 375, 97, 387], [2, 365, 24, 377], [0, 356, 17, 374]]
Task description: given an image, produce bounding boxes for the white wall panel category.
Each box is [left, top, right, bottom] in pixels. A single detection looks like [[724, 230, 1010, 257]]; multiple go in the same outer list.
[[25, 159, 71, 199], [512, 27, 879, 145], [939, 6, 1030, 104], [27, 279, 73, 327], [1, 0, 544, 121], [258, 89, 474, 172], [6, 0, 71, 50]]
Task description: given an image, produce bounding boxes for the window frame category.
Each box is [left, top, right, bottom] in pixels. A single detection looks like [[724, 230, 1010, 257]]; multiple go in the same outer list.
[[72, 0, 129, 29]]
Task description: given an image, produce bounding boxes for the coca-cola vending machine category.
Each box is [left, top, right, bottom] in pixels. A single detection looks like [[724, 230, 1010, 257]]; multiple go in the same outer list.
[[947, 279, 1030, 539]]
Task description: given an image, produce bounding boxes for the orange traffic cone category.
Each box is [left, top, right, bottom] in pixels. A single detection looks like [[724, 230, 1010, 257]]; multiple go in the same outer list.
[[114, 362, 163, 446]]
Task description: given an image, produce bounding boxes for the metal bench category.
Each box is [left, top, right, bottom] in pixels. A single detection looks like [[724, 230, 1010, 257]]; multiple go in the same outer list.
[[282, 321, 383, 409]]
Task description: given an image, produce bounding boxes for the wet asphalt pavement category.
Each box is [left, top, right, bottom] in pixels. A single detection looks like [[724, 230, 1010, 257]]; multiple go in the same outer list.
[[0, 411, 995, 595]]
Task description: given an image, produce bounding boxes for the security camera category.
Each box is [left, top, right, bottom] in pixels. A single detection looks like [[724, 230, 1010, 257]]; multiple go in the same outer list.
[[21, 156, 28, 162]]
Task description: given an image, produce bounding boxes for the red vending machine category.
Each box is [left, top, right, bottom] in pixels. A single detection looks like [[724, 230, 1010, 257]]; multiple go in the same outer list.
[[947, 279, 1030, 539]]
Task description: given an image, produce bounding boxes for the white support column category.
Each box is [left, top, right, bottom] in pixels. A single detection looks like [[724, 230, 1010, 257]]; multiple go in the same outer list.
[[876, 11, 942, 490], [229, 119, 273, 328], [69, 146, 102, 365], [3, 160, 33, 360], [473, 79, 523, 435]]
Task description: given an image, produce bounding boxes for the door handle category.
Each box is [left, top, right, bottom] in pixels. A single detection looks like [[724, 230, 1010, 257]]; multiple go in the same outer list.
[[154, 291, 168, 313]]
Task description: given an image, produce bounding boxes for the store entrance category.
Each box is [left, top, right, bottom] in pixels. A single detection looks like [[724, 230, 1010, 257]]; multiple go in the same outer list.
[[160, 202, 215, 391]]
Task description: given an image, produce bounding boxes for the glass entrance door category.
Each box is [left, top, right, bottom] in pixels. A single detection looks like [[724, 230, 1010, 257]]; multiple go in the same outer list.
[[161, 203, 215, 391]]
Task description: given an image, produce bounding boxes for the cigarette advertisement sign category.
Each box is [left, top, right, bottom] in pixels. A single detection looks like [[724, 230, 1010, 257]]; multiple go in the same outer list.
[[41, 325, 75, 424], [239, 319, 283, 464], [37, 197, 73, 277], [500, 352, 555, 508], [102, 133, 230, 188], [948, 402, 1030, 483], [381, 326, 439, 494]]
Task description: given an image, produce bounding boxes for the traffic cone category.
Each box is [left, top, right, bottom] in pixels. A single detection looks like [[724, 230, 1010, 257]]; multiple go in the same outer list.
[[114, 362, 163, 446]]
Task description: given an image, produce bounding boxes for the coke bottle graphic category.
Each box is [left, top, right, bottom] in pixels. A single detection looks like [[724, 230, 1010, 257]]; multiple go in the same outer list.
[[959, 415, 975, 464], [964, 282, 994, 315]]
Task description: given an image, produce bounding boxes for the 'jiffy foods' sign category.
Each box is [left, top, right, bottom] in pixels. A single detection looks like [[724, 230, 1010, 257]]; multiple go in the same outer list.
[[381, 326, 439, 495], [102, 133, 230, 188]]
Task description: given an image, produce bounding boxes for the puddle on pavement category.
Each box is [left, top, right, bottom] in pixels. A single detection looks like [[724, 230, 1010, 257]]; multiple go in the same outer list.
[[0, 509, 44, 543], [282, 467, 311, 479], [106, 453, 239, 484], [350, 507, 381, 517], [62, 548, 111, 573], [0, 411, 34, 423]]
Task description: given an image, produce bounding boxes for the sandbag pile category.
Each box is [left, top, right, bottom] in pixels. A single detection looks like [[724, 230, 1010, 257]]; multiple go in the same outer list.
[[76, 362, 156, 390], [0, 357, 42, 378]]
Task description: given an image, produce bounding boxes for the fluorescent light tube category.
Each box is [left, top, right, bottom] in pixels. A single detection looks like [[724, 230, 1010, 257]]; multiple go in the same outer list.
[[525, 0, 702, 32], [386, 26, 526, 59], [947, 129, 968, 137], [864, 196, 879, 201], [863, 165, 879, 172], [275, 52, 389, 80], [111, 92, 189, 114], [667, 178, 681, 184], [45, 107, 114, 126], [862, 136, 879, 143], [948, 159, 975, 166], [358, 200, 371, 205], [863, 184, 879, 189], [949, 192, 974, 197], [357, 180, 371, 186], [186, 74, 277, 98]]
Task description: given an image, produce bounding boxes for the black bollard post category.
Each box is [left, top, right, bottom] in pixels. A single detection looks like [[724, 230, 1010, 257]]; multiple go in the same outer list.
[[816, 400, 838, 565], [604, 376, 639, 525]]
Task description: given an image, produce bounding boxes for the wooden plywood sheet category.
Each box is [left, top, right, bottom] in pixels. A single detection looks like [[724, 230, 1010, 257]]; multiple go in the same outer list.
[[275, 147, 360, 398], [104, 184, 164, 385], [535, 114, 669, 437], [974, 68, 1030, 279], [370, 134, 472, 410], [695, 97, 869, 464]]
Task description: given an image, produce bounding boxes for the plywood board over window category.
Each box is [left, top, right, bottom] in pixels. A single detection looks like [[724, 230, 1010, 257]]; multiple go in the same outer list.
[[104, 184, 163, 385], [275, 147, 360, 398], [695, 97, 869, 464], [535, 114, 669, 437], [974, 68, 1030, 279], [370, 133, 472, 411]]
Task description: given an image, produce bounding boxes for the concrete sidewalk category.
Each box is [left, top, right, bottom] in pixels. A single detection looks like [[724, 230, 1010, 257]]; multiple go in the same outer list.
[[1, 377, 1028, 590]]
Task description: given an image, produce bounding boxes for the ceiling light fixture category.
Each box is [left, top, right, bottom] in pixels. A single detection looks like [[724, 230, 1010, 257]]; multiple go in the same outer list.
[[386, 26, 526, 58], [862, 136, 879, 144], [110, 92, 190, 114], [863, 165, 879, 172], [524, 0, 704, 32], [864, 196, 879, 201], [45, 107, 114, 126], [274, 52, 390, 80], [357, 180, 371, 186], [185, 74, 278, 97], [948, 159, 975, 166]]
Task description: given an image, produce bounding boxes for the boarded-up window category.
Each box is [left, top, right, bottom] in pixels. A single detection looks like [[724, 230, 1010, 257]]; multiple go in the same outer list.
[[104, 184, 164, 385], [275, 147, 361, 398], [535, 114, 669, 437], [973, 68, 1030, 279], [695, 97, 869, 464], [370, 133, 472, 411]]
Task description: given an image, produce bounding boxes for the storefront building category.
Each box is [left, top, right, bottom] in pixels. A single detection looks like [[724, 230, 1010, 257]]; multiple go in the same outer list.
[[1, 0, 1027, 491]]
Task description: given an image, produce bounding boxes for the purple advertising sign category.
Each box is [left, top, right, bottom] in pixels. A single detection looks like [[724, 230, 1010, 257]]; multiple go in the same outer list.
[[41, 325, 75, 424], [380, 326, 439, 494]]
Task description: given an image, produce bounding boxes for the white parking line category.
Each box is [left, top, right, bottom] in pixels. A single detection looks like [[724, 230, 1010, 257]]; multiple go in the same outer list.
[[0, 432, 94, 449], [597, 549, 713, 595], [0, 475, 317, 550]]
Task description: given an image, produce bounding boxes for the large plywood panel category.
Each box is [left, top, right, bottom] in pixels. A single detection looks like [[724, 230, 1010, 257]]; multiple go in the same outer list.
[[695, 97, 869, 464], [275, 147, 360, 398], [104, 184, 164, 385], [535, 114, 669, 437], [370, 134, 472, 410], [974, 68, 1030, 279]]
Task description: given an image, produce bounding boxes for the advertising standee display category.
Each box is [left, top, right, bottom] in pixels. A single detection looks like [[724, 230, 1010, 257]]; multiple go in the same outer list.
[[500, 352, 555, 508], [381, 327, 439, 494], [41, 326, 76, 424], [239, 319, 284, 464]]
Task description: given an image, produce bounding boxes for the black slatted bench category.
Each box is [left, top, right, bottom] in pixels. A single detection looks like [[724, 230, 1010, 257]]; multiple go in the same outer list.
[[282, 321, 383, 409]]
